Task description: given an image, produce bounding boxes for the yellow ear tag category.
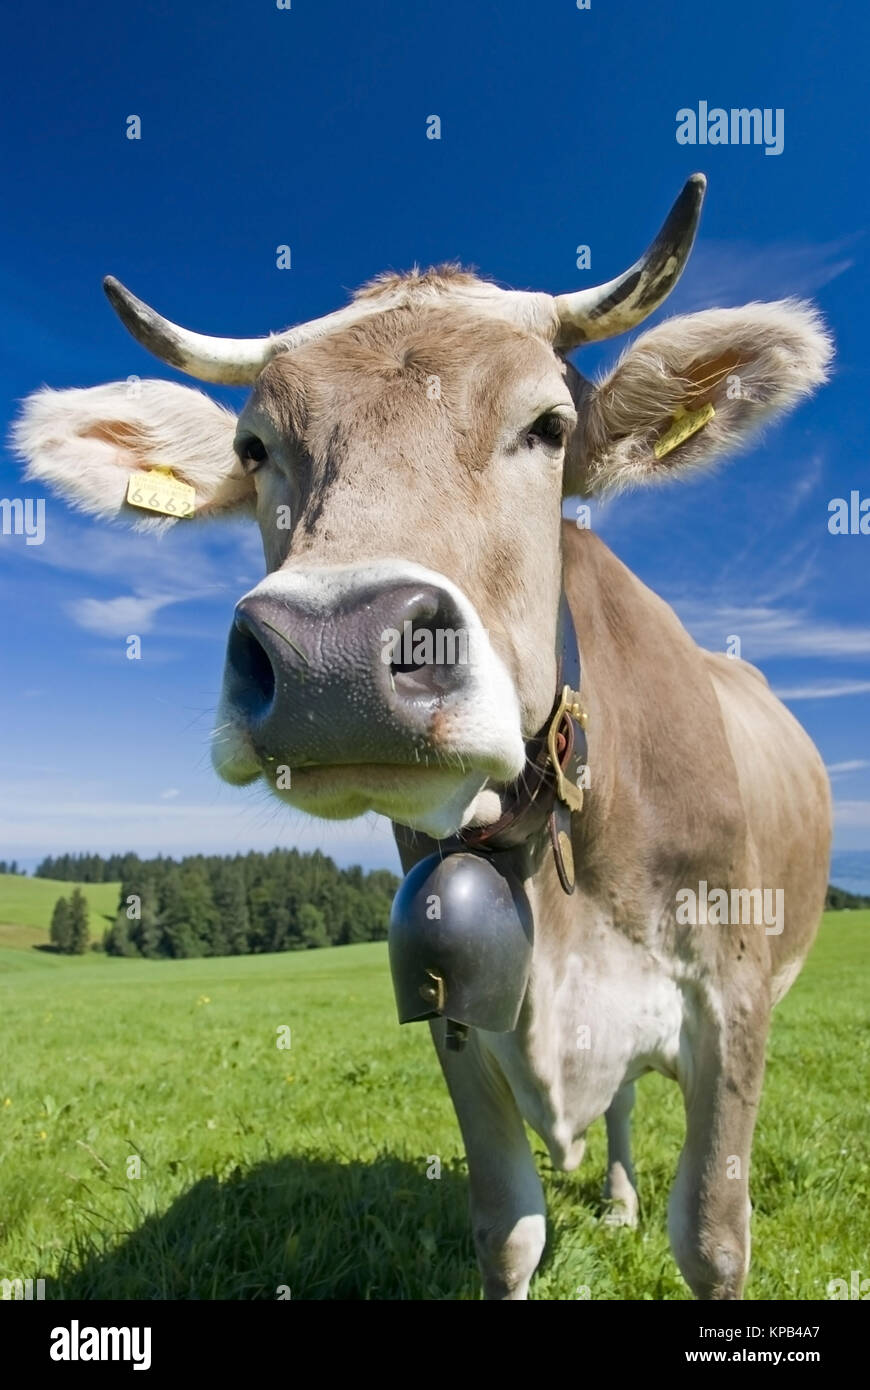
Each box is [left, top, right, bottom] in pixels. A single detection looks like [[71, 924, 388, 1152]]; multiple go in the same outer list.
[[126, 466, 196, 518], [654, 402, 716, 461]]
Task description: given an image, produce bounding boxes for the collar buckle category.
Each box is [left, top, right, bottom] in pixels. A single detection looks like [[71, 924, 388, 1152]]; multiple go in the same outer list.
[[548, 684, 586, 813]]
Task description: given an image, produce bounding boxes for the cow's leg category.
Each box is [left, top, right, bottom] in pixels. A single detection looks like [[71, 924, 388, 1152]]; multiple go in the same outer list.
[[667, 993, 769, 1299], [431, 1021, 546, 1300], [602, 1081, 638, 1227]]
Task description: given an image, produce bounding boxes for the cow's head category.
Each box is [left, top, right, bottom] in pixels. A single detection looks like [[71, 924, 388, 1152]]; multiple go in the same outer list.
[[14, 177, 832, 838]]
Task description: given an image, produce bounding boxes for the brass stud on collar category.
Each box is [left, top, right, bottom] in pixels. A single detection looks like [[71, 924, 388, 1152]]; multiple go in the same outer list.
[[419, 969, 446, 1011]]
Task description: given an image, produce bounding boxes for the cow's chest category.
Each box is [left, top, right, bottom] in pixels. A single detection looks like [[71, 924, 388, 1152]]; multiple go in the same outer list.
[[480, 929, 685, 1168]]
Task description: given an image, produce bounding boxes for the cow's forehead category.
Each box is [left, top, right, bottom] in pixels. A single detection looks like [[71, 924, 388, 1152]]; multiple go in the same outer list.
[[247, 301, 568, 444]]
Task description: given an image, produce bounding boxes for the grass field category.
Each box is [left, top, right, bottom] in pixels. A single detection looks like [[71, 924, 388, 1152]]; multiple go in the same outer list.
[[0, 900, 867, 1300]]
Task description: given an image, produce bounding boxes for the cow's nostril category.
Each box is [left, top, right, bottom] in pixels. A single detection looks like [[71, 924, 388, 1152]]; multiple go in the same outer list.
[[388, 604, 471, 700], [229, 616, 276, 713], [390, 620, 439, 673]]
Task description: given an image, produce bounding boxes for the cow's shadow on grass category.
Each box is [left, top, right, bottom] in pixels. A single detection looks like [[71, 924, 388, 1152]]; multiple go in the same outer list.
[[44, 1154, 488, 1301]]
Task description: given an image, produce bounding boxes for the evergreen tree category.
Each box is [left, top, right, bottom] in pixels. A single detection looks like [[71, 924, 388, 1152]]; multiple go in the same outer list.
[[67, 887, 90, 954], [134, 900, 165, 959], [50, 896, 72, 953], [158, 862, 215, 958], [298, 902, 330, 949], [104, 916, 140, 957], [212, 861, 250, 955]]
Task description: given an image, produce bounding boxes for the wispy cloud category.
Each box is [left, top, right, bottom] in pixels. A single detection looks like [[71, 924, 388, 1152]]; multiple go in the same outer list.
[[674, 602, 870, 662], [827, 759, 870, 776], [0, 510, 262, 600], [673, 236, 858, 313], [833, 800, 870, 828], [593, 453, 829, 593], [777, 452, 826, 523], [67, 593, 180, 637], [773, 679, 870, 701], [0, 507, 264, 640]]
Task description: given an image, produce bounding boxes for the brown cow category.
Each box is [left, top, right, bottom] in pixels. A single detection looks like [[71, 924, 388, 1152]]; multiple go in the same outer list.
[[14, 176, 833, 1298]]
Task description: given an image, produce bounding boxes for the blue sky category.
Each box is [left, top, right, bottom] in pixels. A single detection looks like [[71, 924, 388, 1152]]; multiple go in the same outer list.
[[1, 0, 868, 870]]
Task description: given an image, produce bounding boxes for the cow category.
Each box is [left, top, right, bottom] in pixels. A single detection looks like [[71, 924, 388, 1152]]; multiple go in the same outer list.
[[13, 175, 833, 1300]]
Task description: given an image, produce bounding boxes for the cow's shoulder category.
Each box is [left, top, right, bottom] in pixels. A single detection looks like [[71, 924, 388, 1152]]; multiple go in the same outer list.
[[560, 523, 746, 878], [701, 648, 770, 689]]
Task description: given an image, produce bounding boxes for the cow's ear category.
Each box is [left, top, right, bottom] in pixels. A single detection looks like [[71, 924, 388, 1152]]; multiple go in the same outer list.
[[565, 300, 833, 496], [11, 379, 254, 525]]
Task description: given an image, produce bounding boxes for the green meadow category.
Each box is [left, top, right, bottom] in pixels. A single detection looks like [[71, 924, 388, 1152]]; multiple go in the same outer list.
[[0, 875, 867, 1300]]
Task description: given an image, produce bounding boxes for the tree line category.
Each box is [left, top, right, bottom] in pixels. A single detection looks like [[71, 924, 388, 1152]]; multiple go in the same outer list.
[[29, 851, 870, 912], [25, 849, 870, 963], [824, 884, 870, 910], [41, 849, 400, 959], [35, 852, 144, 882]]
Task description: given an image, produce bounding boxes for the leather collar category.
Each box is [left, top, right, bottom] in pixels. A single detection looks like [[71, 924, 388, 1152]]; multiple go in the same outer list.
[[450, 593, 587, 893]]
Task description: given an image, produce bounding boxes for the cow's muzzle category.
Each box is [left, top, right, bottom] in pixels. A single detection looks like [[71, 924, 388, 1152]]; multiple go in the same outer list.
[[213, 562, 527, 834], [222, 580, 476, 768]]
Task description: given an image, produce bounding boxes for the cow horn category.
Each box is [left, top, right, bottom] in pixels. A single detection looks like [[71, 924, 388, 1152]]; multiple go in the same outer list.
[[554, 174, 706, 348], [102, 277, 283, 385]]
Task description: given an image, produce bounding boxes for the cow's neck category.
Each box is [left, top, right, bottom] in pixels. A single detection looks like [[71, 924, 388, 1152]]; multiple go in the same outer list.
[[387, 563, 589, 898], [395, 523, 749, 961], [449, 590, 587, 893]]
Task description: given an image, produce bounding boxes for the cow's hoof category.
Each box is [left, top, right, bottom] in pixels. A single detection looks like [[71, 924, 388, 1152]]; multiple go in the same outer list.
[[601, 1196, 638, 1228]]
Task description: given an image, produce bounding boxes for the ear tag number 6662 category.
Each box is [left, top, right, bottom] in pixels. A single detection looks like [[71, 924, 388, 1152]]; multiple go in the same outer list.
[[126, 468, 196, 518]]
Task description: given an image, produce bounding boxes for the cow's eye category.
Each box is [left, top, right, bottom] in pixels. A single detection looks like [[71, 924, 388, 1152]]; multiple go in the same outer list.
[[527, 412, 568, 449], [237, 436, 269, 472]]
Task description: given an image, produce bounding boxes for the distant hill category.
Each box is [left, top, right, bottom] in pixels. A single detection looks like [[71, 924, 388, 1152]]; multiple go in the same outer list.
[[1, 849, 400, 960], [0, 874, 119, 949]]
